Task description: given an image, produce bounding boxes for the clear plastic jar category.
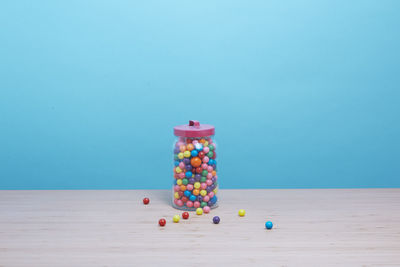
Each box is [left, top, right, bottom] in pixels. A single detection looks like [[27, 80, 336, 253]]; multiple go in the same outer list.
[[172, 120, 218, 211]]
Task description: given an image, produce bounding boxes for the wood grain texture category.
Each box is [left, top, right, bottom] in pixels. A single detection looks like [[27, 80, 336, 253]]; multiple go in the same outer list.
[[0, 189, 399, 266]]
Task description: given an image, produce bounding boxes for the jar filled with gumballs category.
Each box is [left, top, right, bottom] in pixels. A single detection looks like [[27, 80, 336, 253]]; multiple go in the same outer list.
[[172, 120, 218, 211]]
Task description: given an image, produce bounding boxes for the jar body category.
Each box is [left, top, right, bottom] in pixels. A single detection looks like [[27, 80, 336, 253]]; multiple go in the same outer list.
[[172, 135, 218, 210]]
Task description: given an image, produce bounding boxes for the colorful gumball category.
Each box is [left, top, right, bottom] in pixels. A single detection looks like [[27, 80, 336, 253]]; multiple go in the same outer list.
[[238, 209, 246, 217], [196, 208, 203, 215], [173, 215, 180, 223], [187, 144, 194, 151], [191, 157, 202, 167], [159, 218, 166, 226]]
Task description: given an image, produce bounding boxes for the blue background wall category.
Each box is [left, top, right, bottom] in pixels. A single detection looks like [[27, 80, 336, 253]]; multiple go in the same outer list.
[[1, 0, 399, 189]]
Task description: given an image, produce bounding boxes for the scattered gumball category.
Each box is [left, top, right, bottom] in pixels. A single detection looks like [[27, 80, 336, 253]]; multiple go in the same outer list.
[[213, 216, 220, 224], [196, 208, 203, 215], [265, 221, 273, 229], [238, 209, 246, 217], [182, 212, 189, 219], [143, 198, 150, 205], [159, 218, 166, 226], [173, 215, 180, 223]]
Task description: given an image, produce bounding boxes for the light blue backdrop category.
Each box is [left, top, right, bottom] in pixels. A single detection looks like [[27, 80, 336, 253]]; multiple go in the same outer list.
[[1, 0, 399, 189]]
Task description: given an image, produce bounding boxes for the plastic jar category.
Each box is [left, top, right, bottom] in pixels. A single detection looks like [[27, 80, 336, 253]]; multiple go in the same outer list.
[[172, 120, 218, 211]]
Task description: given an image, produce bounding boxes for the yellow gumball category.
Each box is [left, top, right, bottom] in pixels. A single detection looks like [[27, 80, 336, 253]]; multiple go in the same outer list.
[[173, 215, 180, 223], [183, 151, 191, 158], [213, 188, 218, 194], [194, 182, 200, 189], [196, 208, 203, 215], [177, 179, 182, 185], [238, 209, 246, 217], [175, 167, 182, 173], [200, 190, 207, 196], [174, 192, 180, 199], [178, 153, 184, 159], [204, 141, 209, 146]]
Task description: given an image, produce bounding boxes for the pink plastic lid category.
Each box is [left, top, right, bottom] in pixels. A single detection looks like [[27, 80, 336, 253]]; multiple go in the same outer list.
[[174, 120, 215, 137]]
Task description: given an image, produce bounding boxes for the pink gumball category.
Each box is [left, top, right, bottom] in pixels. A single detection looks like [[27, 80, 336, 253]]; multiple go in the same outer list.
[[174, 185, 180, 192], [207, 166, 213, 172], [203, 147, 210, 153], [203, 195, 210, 202], [207, 173, 212, 179], [179, 172, 185, 179], [201, 183, 207, 190], [174, 199, 178, 205], [192, 140, 199, 144], [186, 201, 193, 208], [177, 200, 183, 206], [179, 162, 185, 169], [208, 192, 214, 198], [202, 156, 209, 163], [194, 201, 200, 208], [201, 163, 208, 169], [203, 206, 210, 213], [187, 184, 194, 191], [206, 179, 213, 186]]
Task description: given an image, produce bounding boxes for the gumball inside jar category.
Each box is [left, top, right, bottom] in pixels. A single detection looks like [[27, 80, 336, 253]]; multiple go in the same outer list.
[[172, 120, 218, 210]]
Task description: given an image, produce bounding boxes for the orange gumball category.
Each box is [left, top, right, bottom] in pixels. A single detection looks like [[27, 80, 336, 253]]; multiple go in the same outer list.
[[199, 138, 206, 144], [191, 157, 202, 167], [179, 145, 186, 152], [193, 189, 200, 196], [187, 144, 194, 151], [180, 185, 186, 191]]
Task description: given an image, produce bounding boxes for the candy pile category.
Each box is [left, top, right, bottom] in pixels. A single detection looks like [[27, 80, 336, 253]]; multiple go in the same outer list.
[[173, 137, 218, 210]]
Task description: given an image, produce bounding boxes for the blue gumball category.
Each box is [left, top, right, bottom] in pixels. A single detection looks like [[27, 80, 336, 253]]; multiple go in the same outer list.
[[191, 150, 198, 157], [184, 190, 191, 198], [265, 221, 273, 229]]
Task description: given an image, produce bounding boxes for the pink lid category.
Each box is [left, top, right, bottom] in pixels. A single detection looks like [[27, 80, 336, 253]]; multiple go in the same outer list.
[[174, 120, 215, 137]]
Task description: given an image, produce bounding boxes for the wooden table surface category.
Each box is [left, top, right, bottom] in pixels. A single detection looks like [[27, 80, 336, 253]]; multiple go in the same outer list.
[[0, 189, 399, 266]]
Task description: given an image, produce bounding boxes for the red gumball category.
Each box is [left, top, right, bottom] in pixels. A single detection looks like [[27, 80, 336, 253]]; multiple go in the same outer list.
[[181, 196, 188, 203], [186, 138, 193, 144], [198, 151, 205, 159], [159, 218, 166, 226], [196, 167, 202, 174], [178, 191, 184, 197], [212, 151, 217, 159], [143, 198, 150, 205], [182, 212, 189, 220]]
